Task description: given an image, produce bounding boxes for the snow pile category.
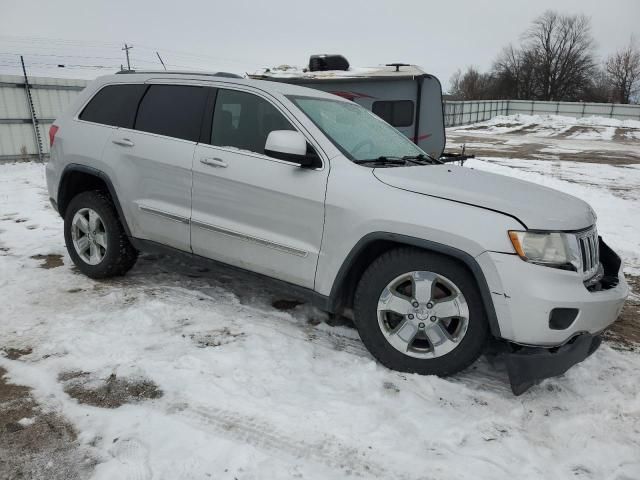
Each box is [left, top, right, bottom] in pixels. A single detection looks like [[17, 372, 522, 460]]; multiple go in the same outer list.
[[456, 114, 640, 140], [0, 163, 639, 479]]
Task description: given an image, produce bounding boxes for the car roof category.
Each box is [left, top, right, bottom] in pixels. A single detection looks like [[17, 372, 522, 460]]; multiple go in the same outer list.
[[92, 71, 346, 101]]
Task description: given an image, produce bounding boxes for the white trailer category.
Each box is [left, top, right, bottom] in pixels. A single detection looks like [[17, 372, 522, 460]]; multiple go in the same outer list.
[[249, 56, 463, 161]]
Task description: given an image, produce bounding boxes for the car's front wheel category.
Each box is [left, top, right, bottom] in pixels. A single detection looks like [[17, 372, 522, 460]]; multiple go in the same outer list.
[[64, 190, 138, 278], [353, 248, 489, 376]]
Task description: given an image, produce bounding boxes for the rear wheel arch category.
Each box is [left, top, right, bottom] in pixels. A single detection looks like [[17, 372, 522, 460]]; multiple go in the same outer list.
[[327, 232, 502, 337], [58, 164, 131, 237]]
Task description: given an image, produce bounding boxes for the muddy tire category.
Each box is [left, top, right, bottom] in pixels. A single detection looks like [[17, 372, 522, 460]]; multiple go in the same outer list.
[[353, 248, 488, 376], [64, 190, 137, 278]]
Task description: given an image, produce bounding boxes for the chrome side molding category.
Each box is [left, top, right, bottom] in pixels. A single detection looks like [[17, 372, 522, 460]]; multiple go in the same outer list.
[[139, 205, 190, 224], [191, 220, 308, 257]]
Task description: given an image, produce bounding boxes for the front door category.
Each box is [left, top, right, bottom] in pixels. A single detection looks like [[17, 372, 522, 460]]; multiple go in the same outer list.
[[191, 88, 328, 288]]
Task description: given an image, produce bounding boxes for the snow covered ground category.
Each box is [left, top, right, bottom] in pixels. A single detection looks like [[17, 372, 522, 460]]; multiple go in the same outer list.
[[1, 116, 640, 479], [448, 114, 640, 166], [453, 114, 640, 141]]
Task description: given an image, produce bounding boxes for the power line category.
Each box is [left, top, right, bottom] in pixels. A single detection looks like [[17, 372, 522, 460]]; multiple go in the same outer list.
[[0, 34, 265, 71], [0, 51, 125, 61], [0, 34, 121, 48]]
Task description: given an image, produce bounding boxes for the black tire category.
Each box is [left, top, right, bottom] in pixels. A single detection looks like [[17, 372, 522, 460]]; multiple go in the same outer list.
[[353, 247, 488, 376], [64, 190, 138, 279]]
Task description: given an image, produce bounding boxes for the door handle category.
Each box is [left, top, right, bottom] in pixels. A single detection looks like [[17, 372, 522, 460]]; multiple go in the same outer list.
[[112, 138, 135, 147], [200, 157, 228, 168]]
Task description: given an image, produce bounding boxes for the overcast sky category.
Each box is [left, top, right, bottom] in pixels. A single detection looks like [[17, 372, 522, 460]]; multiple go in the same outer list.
[[1, 0, 639, 90]]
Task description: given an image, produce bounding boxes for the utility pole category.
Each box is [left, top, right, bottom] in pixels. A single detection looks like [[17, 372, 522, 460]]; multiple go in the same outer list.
[[156, 51, 167, 70], [122, 43, 133, 70]]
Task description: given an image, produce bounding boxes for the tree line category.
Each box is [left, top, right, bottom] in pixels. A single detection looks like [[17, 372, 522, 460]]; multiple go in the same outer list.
[[449, 10, 640, 104]]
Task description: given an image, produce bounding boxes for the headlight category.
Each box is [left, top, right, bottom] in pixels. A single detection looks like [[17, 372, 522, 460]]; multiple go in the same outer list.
[[508, 231, 582, 271]]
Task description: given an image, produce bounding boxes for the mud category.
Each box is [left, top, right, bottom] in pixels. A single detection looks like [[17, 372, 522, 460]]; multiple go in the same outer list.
[[604, 275, 640, 350], [0, 367, 93, 479], [60, 371, 162, 409], [30, 254, 64, 269]]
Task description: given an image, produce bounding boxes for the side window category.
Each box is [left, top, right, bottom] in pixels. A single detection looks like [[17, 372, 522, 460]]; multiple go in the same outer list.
[[79, 84, 146, 128], [135, 85, 209, 142], [211, 89, 295, 155], [372, 100, 414, 127]]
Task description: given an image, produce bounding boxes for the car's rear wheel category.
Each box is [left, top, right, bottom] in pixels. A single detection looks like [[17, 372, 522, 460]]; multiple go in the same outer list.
[[353, 248, 488, 376], [64, 190, 137, 278]]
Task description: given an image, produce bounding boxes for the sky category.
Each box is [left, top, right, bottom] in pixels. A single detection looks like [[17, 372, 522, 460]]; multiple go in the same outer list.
[[1, 0, 639, 91]]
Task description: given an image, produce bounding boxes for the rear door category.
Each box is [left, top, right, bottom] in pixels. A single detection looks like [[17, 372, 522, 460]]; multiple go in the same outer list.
[[102, 83, 209, 251], [191, 87, 329, 288]]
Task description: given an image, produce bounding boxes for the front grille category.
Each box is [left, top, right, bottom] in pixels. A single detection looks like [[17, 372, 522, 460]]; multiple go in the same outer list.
[[577, 227, 600, 280]]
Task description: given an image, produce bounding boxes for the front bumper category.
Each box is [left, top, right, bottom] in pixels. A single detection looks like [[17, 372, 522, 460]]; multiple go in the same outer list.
[[504, 333, 602, 395], [477, 238, 628, 346]]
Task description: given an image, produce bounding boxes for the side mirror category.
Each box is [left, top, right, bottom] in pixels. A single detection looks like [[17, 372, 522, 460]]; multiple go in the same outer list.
[[265, 130, 318, 168]]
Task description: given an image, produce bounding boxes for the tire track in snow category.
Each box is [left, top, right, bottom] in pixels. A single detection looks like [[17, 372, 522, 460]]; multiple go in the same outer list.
[[150, 284, 373, 359], [171, 403, 415, 479]]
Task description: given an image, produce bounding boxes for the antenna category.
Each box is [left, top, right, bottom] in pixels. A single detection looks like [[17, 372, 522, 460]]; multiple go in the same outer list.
[[156, 51, 167, 71]]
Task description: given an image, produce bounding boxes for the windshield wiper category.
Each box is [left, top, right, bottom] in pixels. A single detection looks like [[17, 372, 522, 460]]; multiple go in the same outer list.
[[402, 153, 444, 165], [353, 156, 408, 165]]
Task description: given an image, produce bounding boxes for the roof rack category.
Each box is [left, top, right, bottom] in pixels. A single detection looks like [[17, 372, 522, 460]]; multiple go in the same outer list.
[[115, 70, 242, 79]]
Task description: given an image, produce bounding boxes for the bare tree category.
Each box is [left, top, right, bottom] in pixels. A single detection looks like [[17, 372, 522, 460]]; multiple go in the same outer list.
[[583, 68, 613, 103], [605, 37, 640, 104], [448, 66, 492, 100], [524, 11, 596, 101], [492, 45, 537, 99]]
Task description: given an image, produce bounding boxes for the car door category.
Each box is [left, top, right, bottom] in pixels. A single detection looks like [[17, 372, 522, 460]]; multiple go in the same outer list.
[[191, 87, 329, 289], [102, 83, 209, 252]]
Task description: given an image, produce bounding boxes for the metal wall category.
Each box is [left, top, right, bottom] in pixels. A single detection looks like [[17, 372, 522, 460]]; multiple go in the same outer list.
[[444, 99, 640, 127], [0, 74, 88, 161], [2, 74, 640, 160]]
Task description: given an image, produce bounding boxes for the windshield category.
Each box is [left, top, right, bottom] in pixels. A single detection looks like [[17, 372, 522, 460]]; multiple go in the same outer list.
[[289, 96, 425, 162]]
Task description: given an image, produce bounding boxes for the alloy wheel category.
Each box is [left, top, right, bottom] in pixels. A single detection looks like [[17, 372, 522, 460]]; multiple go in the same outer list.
[[376, 270, 469, 358], [71, 208, 108, 265]]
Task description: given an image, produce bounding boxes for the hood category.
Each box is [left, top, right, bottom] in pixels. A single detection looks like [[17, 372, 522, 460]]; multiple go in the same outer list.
[[373, 164, 596, 230]]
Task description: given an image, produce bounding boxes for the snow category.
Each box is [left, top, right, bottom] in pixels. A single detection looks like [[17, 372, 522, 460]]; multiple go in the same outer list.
[[18, 417, 36, 426], [1, 161, 639, 479], [249, 64, 425, 80], [456, 114, 640, 140]]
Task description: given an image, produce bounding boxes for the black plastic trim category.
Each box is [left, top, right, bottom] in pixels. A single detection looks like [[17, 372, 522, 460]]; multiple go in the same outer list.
[[263, 148, 319, 168], [505, 334, 601, 395], [58, 164, 132, 237], [199, 87, 218, 144], [327, 232, 502, 337], [549, 308, 579, 330], [413, 76, 423, 144]]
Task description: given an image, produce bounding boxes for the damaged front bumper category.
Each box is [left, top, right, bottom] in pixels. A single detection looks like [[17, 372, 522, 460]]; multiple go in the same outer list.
[[483, 238, 627, 394], [504, 334, 602, 395]]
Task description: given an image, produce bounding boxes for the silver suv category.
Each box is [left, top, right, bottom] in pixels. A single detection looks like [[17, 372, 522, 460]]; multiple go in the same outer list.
[[46, 71, 628, 394]]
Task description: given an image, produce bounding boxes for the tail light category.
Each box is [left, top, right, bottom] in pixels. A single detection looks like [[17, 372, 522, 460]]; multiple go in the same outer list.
[[49, 125, 59, 146]]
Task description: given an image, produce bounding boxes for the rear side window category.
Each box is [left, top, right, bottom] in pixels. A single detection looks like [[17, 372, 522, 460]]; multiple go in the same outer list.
[[210, 89, 295, 155], [79, 84, 146, 128], [372, 100, 414, 127], [135, 85, 209, 142]]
